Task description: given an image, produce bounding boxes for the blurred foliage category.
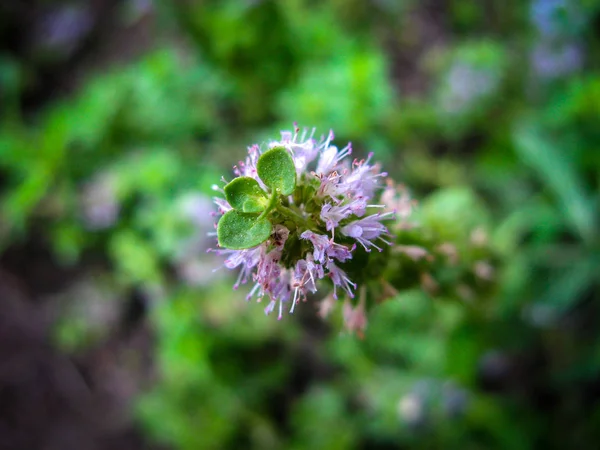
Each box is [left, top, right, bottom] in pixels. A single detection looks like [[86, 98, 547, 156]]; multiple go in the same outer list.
[[1, 0, 600, 449]]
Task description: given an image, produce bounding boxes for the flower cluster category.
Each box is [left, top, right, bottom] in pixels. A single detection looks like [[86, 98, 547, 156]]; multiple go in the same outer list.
[[212, 125, 395, 320]]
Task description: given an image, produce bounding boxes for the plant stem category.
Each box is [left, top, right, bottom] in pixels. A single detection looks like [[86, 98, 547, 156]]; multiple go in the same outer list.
[[257, 189, 279, 221]]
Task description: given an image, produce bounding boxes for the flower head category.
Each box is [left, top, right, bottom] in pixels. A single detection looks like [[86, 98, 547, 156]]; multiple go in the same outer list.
[[212, 125, 398, 320]]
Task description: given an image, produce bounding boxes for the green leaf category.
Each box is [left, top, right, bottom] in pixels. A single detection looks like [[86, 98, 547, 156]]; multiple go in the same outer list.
[[223, 176, 268, 213], [257, 146, 296, 195], [513, 119, 596, 243], [217, 210, 272, 250], [530, 256, 598, 323]]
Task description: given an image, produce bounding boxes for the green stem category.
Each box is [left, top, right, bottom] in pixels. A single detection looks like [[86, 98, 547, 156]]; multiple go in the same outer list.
[[257, 189, 316, 230], [257, 189, 279, 221]]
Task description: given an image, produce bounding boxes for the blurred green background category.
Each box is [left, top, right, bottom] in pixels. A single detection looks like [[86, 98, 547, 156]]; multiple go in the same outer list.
[[1, 0, 599, 449]]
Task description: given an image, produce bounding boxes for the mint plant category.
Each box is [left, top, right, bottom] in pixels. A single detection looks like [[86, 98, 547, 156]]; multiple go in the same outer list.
[[213, 125, 395, 321], [213, 125, 498, 333]]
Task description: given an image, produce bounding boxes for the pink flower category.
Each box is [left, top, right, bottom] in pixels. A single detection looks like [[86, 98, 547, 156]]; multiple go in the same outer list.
[[342, 153, 387, 199], [213, 125, 403, 319], [320, 197, 367, 231], [340, 211, 395, 252], [316, 141, 352, 174], [300, 230, 353, 263], [326, 261, 357, 299]]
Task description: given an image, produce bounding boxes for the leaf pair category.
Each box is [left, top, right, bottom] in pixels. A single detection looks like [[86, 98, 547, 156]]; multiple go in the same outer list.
[[217, 147, 296, 250]]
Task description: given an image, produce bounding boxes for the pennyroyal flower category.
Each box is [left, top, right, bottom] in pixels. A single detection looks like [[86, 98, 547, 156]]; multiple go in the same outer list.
[[212, 125, 396, 319]]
